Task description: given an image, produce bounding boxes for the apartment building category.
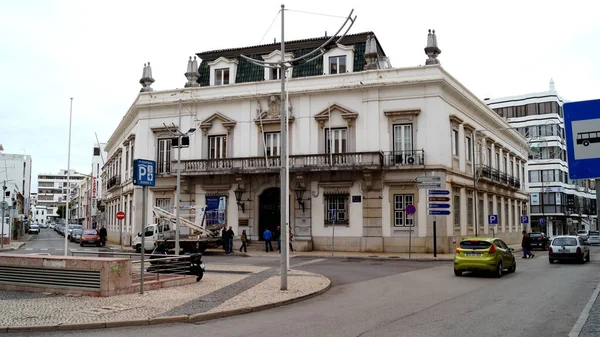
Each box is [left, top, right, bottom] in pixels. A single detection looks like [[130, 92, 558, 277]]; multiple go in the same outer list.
[[101, 30, 529, 253], [486, 80, 597, 235], [69, 143, 107, 228], [0, 151, 32, 221], [37, 170, 84, 222]]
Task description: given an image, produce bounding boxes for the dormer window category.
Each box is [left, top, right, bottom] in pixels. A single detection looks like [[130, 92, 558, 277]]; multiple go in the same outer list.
[[215, 68, 230, 86], [262, 50, 294, 81], [208, 57, 238, 86], [323, 44, 354, 75], [329, 56, 347, 74]]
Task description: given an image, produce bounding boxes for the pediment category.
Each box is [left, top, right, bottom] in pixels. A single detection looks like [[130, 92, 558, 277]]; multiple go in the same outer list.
[[254, 111, 295, 125], [207, 56, 238, 67], [314, 103, 358, 128], [200, 112, 237, 134], [261, 50, 295, 61]]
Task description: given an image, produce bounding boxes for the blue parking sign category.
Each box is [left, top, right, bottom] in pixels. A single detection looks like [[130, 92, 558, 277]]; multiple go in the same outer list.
[[133, 159, 156, 187], [488, 214, 498, 225], [520, 216, 529, 224]]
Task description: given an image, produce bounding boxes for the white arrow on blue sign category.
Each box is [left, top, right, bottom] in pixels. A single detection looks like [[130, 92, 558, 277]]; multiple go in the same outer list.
[[428, 203, 450, 209], [428, 210, 451, 216]]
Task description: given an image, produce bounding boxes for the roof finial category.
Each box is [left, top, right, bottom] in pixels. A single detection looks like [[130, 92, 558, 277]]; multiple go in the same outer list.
[[424, 29, 441, 65], [185, 56, 200, 88], [139, 62, 155, 92], [363, 34, 379, 70], [549, 78, 556, 91]]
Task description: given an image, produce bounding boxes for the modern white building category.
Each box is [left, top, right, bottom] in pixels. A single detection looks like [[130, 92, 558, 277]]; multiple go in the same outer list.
[[486, 80, 597, 235], [101, 30, 529, 253], [69, 143, 107, 228], [0, 151, 32, 222], [37, 170, 85, 222]]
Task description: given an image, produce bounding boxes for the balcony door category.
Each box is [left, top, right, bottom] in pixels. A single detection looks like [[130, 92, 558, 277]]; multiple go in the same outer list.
[[392, 124, 413, 165]]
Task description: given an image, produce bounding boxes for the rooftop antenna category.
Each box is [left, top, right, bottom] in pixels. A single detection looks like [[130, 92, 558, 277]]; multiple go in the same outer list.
[[240, 5, 356, 291]]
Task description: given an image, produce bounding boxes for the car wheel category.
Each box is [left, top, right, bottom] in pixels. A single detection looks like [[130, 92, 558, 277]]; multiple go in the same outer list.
[[509, 259, 516, 273], [549, 258, 554, 264], [135, 245, 141, 253], [80, 242, 83, 247], [586, 252, 591, 262], [454, 269, 462, 276], [494, 261, 503, 278]]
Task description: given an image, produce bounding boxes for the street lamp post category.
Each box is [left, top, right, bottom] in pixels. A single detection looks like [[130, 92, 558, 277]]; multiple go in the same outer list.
[[64, 98, 73, 256], [1, 181, 6, 249]]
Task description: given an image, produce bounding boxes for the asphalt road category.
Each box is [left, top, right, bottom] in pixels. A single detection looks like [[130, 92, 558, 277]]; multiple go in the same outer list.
[[12, 245, 600, 337], [5, 227, 109, 256]]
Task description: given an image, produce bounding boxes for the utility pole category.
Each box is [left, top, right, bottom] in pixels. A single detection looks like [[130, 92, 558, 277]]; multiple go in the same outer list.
[[1, 180, 6, 249], [64, 98, 73, 256], [239, 4, 356, 292], [175, 100, 182, 255]]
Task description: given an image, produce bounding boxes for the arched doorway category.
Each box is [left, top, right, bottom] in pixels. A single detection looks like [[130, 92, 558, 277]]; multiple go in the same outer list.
[[259, 187, 280, 240]]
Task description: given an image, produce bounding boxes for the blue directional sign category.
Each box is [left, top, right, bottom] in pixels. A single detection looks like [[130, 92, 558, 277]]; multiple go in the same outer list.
[[428, 203, 450, 209], [330, 209, 336, 222], [539, 218, 545, 226], [428, 210, 451, 216], [428, 190, 450, 195], [488, 214, 498, 225], [133, 159, 156, 187], [520, 216, 529, 224], [564, 99, 600, 179]]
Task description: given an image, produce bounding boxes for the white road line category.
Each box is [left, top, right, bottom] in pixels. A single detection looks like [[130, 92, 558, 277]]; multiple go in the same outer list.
[[290, 258, 326, 268], [24, 248, 33, 251], [40, 248, 48, 251], [569, 277, 600, 337]]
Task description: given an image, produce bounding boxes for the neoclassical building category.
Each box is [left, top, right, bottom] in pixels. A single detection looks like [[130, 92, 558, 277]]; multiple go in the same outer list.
[[101, 30, 529, 253]]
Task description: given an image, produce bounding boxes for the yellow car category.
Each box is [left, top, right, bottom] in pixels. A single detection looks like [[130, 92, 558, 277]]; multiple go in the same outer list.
[[454, 237, 516, 277]]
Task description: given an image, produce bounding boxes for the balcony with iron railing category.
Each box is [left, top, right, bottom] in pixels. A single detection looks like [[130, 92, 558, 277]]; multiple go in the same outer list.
[[106, 175, 121, 190], [176, 152, 392, 175], [382, 150, 425, 167], [477, 165, 520, 189]]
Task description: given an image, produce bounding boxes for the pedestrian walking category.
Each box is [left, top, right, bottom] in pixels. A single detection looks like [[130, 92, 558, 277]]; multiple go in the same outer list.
[[263, 228, 273, 252], [226, 226, 234, 253], [289, 226, 295, 253], [275, 225, 281, 253], [222, 227, 229, 253], [522, 230, 534, 258], [98, 225, 107, 247], [239, 230, 248, 252]]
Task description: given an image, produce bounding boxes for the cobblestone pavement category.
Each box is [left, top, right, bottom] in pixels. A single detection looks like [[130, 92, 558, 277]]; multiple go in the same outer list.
[[0, 263, 329, 328]]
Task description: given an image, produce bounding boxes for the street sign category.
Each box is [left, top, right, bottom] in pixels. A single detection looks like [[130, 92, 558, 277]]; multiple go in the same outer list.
[[564, 99, 600, 179], [405, 204, 416, 215], [520, 216, 529, 224], [428, 196, 450, 202], [428, 210, 451, 216], [488, 214, 498, 225], [116, 211, 126, 220], [0, 201, 8, 211], [539, 218, 545, 226], [428, 203, 450, 209], [330, 209, 336, 222], [415, 176, 441, 183], [416, 183, 441, 189], [428, 190, 450, 195], [133, 159, 156, 187]]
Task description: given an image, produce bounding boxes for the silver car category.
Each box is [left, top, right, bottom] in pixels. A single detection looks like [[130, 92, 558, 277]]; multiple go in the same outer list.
[[588, 231, 600, 245], [548, 235, 590, 264]]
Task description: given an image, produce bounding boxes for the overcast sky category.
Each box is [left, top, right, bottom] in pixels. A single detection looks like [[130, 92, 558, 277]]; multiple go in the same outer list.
[[1, 0, 599, 191]]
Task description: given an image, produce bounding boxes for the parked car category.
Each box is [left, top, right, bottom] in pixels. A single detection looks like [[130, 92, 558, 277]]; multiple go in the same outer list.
[[528, 232, 549, 250], [588, 231, 600, 245], [454, 238, 516, 277], [28, 224, 40, 235], [577, 230, 590, 242], [548, 235, 590, 264], [70, 229, 83, 243], [80, 229, 101, 247], [67, 224, 83, 241]]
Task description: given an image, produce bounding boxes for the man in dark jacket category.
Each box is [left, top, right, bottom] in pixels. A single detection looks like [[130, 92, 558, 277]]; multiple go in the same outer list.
[[99, 225, 107, 247], [222, 227, 229, 253], [226, 226, 234, 253], [521, 231, 534, 258]]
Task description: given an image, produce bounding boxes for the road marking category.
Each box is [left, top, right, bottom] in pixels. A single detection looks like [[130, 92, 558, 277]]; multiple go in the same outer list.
[[569, 277, 600, 337], [25, 248, 33, 251], [40, 248, 48, 251], [290, 258, 326, 268]]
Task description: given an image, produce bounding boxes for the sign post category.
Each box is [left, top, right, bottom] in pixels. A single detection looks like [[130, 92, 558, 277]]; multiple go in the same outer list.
[[405, 204, 416, 259], [426, 188, 450, 258], [564, 99, 600, 238], [488, 214, 498, 237], [330, 209, 336, 257], [133, 159, 156, 295]]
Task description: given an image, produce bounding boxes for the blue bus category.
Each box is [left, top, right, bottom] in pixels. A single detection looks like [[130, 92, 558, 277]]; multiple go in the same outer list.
[[576, 131, 600, 146]]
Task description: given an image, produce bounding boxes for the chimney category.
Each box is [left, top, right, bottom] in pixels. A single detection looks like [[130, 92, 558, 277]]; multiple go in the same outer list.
[[185, 56, 200, 88], [139, 62, 155, 92], [363, 34, 379, 70]]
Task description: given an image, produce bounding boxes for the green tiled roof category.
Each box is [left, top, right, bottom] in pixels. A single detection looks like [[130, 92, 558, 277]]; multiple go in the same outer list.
[[196, 32, 381, 86]]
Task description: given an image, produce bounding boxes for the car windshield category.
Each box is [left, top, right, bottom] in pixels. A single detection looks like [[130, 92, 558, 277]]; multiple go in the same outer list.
[[553, 237, 578, 246], [70, 225, 83, 230], [73, 229, 83, 235], [590, 231, 600, 236], [83, 230, 97, 235], [459, 240, 492, 250], [529, 233, 542, 238], [578, 231, 587, 234]]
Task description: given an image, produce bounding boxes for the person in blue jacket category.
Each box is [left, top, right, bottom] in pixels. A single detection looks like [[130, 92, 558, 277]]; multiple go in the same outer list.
[[263, 228, 273, 252]]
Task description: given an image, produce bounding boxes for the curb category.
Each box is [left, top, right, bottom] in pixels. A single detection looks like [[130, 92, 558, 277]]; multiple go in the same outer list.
[[204, 250, 454, 262], [0, 274, 331, 334]]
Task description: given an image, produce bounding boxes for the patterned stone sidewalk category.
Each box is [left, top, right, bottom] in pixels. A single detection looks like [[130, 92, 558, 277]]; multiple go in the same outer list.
[[0, 264, 330, 331]]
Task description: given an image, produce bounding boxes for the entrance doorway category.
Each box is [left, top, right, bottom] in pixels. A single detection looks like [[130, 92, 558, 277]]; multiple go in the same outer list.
[[259, 187, 280, 240]]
